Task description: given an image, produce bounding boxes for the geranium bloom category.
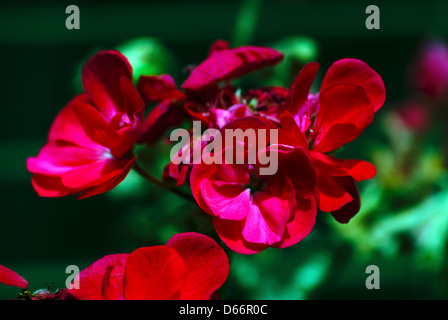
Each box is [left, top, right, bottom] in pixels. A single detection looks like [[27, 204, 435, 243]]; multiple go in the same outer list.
[[68, 232, 229, 300], [27, 51, 144, 199], [282, 59, 385, 223], [190, 117, 317, 254]]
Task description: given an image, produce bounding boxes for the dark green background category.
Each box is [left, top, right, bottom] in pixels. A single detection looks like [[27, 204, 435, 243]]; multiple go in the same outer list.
[[1, 0, 448, 300]]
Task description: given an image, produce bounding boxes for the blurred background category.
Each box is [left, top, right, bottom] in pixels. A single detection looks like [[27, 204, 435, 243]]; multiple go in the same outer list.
[[1, 0, 448, 299]]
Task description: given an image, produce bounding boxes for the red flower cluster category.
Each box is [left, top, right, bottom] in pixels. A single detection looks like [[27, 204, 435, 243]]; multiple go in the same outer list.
[[149, 41, 385, 253], [27, 40, 385, 256]]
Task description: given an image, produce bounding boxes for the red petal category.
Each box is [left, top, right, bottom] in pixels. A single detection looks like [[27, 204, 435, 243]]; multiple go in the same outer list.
[[278, 111, 308, 148], [102, 264, 126, 300], [272, 197, 317, 249], [48, 94, 111, 149], [320, 58, 385, 112], [76, 157, 135, 199], [124, 246, 186, 300], [332, 158, 376, 182], [201, 179, 251, 220], [311, 152, 376, 182], [313, 84, 374, 153], [216, 163, 251, 184], [242, 176, 296, 245], [68, 254, 128, 300], [330, 177, 361, 224], [27, 141, 104, 176], [213, 218, 269, 254], [120, 76, 145, 121], [60, 158, 130, 189], [0, 265, 28, 289], [316, 175, 353, 212], [166, 233, 229, 300], [31, 174, 79, 198], [182, 46, 283, 91], [285, 62, 319, 116], [275, 145, 316, 199], [82, 51, 133, 120]]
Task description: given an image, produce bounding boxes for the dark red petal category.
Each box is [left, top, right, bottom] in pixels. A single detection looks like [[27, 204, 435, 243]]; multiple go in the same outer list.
[[274, 145, 316, 199], [320, 58, 385, 112], [68, 254, 129, 300], [163, 162, 191, 186], [314, 84, 374, 153], [182, 46, 283, 91], [316, 175, 353, 212], [102, 265, 126, 300], [0, 265, 28, 289], [138, 100, 187, 145], [124, 246, 186, 300], [31, 174, 78, 198], [208, 40, 230, 56], [165, 233, 229, 300], [120, 76, 145, 120], [330, 177, 361, 224], [82, 51, 133, 120], [272, 197, 317, 249], [213, 218, 269, 254], [138, 74, 185, 104], [285, 62, 319, 116]]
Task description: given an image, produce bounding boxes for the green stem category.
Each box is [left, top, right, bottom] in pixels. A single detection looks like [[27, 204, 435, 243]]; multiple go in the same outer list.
[[133, 161, 196, 204]]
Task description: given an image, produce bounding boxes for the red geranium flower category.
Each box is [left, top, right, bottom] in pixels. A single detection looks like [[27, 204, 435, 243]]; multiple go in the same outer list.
[[68, 232, 229, 300], [282, 59, 385, 223], [190, 117, 317, 254], [27, 51, 144, 199]]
